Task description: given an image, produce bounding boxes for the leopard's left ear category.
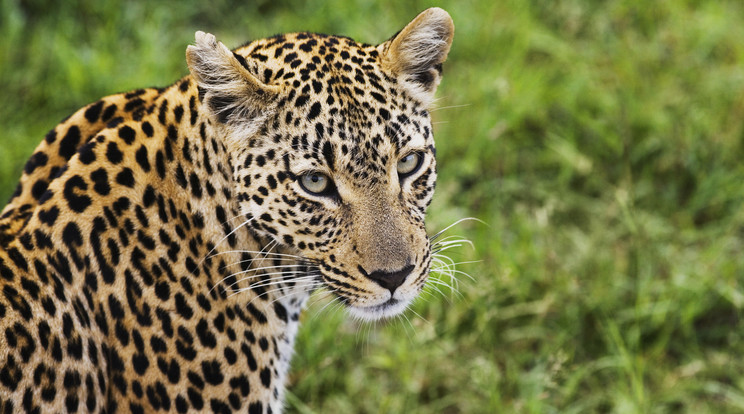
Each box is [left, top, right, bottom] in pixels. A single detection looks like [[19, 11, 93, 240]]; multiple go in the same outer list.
[[382, 8, 454, 106], [186, 31, 281, 134]]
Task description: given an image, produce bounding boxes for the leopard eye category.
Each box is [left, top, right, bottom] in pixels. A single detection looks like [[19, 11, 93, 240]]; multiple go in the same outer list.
[[300, 172, 332, 195], [397, 152, 423, 177]]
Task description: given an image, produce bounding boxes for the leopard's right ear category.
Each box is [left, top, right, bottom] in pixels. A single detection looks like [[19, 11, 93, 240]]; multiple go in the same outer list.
[[186, 31, 280, 129]]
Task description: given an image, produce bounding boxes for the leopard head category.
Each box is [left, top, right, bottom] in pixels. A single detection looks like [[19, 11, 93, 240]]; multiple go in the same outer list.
[[186, 8, 454, 320]]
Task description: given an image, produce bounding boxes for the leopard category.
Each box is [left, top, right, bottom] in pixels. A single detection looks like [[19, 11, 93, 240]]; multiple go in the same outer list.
[[0, 7, 454, 413]]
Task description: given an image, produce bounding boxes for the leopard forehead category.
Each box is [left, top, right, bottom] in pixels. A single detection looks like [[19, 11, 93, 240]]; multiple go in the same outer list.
[[224, 35, 436, 213], [236, 32, 434, 169]]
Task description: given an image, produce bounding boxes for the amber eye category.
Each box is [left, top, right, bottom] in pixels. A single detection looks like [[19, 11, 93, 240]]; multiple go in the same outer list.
[[300, 172, 332, 195], [397, 152, 422, 177]]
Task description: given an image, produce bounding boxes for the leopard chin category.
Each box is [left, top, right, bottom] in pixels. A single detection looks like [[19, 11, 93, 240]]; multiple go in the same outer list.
[[346, 297, 413, 321]]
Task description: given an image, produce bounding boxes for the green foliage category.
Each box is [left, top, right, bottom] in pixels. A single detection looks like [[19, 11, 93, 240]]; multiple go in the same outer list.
[[2, 0, 744, 412]]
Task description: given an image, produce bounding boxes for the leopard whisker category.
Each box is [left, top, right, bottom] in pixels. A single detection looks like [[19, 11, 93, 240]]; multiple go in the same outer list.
[[431, 235, 475, 247], [213, 238, 280, 264], [431, 243, 469, 255], [236, 269, 321, 286], [430, 265, 458, 282], [212, 263, 320, 293], [407, 307, 430, 326], [244, 275, 322, 291], [202, 214, 257, 261], [431, 234, 470, 243], [236, 278, 323, 302], [258, 279, 325, 307], [416, 289, 435, 302], [431, 258, 479, 282], [399, 309, 414, 337], [220, 263, 311, 275], [218, 270, 311, 293], [426, 277, 461, 296], [306, 288, 337, 310], [236, 285, 293, 302], [429, 103, 472, 112], [432, 264, 478, 279], [422, 278, 451, 298], [429, 217, 485, 242], [254, 239, 280, 265], [268, 278, 324, 307], [328, 298, 348, 318], [221, 257, 311, 269], [311, 291, 345, 319], [213, 270, 306, 293], [207, 249, 310, 262]]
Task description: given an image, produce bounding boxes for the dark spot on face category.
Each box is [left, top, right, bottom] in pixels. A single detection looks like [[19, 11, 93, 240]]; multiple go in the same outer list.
[[307, 102, 322, 120], [294, 94, 309, 107], [370, 91, 386, 104], [322, 141, 335, 170]]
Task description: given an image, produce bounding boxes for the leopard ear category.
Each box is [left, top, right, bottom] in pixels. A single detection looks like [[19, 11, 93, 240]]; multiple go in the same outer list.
[[382, 8, 454, 106], [186, 31, 280, 129]]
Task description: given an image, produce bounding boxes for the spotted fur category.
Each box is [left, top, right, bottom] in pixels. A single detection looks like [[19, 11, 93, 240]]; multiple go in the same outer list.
[[0, 8, 453, 413]]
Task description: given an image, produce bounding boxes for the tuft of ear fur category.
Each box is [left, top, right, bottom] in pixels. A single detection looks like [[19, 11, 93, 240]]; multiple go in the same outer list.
[[186, 31, 280, 130], [382, 8, 454, 106]]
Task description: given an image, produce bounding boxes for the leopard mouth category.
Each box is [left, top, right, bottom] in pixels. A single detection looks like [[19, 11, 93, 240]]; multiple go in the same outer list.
[[345, 297, 411, 321], [313, 260, 426, 321]]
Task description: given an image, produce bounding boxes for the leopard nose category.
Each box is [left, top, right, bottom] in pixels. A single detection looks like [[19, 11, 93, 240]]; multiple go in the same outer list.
[[359, 264, 415, 294]]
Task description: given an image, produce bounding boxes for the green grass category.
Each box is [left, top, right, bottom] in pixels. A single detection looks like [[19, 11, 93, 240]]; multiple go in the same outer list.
[[2, 0, 744, 412]]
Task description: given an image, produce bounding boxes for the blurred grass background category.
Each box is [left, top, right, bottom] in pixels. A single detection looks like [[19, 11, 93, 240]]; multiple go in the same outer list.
[[2, 0, 744, 412]]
